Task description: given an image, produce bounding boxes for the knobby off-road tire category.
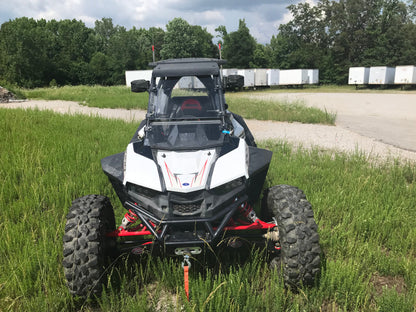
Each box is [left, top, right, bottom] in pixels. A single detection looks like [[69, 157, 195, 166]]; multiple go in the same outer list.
[[63, 195, 116, 297], [262, 185, 321, 289]]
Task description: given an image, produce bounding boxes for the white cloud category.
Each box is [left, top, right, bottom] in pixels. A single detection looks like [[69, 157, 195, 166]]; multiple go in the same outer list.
[[0, 0, 311, 43]]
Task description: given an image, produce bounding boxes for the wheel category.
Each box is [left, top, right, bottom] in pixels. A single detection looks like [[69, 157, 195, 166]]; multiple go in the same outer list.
[[262, 185, 321, 289], [62, 195, 117, 297]]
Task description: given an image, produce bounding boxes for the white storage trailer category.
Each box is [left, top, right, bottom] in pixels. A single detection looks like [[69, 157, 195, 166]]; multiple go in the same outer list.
[[237, 69, 255, 87], [369, 66, 395, 85], [254, 69, 268, 87], [279, 69, 309, 85], [125, 70, 153, 87], [267, 69, 280, 86], [222, 68, 239, 76], [394, 65, 416, 84], [348, 67, 370, 85], [307, 69, 319, 84]]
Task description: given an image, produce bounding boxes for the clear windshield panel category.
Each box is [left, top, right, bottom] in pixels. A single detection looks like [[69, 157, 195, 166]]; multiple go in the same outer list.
[[151, 76, 222, 120], [146, 120, 224, 150]]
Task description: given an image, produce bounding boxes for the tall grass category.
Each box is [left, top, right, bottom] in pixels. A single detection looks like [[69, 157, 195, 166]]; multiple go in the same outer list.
[[21, 85, 149, 110], [0, 109, 415, 311], [226, 95, 336, 124], [20, 85, 336, 124]]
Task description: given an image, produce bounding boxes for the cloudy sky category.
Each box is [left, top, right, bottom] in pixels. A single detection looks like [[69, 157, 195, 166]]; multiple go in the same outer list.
[[0, 0, 315, 44]]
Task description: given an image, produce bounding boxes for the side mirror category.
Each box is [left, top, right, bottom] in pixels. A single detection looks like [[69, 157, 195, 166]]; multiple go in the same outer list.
[[131, 79, 150, 93]]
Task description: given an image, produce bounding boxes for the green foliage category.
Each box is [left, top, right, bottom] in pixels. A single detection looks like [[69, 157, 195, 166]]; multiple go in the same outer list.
[[0, 109, 415, 311], [21, 85, 149, 109], [20, 85, 335, 124], [160, 18, 217, 59], [2, 1, 416, 87], [271, 0, 416, 84], [226, 93, 336, 124], [220, 19, 257, 68]]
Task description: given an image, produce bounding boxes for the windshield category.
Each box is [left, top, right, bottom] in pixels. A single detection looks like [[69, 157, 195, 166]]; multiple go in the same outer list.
[[149, 75, 224, 120], [146, 119, 225, 150]]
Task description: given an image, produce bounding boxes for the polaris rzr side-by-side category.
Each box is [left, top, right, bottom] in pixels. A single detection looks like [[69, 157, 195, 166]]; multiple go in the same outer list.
[[63, 58, 321, 297]]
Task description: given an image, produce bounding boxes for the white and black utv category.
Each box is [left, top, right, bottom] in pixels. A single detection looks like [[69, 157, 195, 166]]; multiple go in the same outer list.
[[63, 58, 321, 297]]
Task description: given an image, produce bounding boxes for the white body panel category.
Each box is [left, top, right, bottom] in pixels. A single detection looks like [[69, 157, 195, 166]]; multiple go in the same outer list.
[[157, 149, 216, 192], [123, 143, 162, 191], [369, 66, 395, 84], [237, 69, 255, 87], [254, 69, 268, 86], [394, 66, 416, 84], [279, 69, 309, 85], [267, 69, 280, 86], [123, 140, 249, 193], [210, 139, 248, 189], [348, 67, 370, 85], [307, 69, 319, 84], [125, 70, 153, 87]]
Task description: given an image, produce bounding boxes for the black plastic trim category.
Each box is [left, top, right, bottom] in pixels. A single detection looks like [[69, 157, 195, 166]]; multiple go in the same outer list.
[[125, 193, 247, 244]]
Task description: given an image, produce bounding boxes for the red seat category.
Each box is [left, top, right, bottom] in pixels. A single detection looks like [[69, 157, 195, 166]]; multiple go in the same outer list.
[[181, 99, 202, 111]]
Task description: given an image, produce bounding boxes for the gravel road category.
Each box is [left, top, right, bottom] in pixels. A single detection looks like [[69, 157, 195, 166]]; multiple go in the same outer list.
[[2, 95, 416, 163]]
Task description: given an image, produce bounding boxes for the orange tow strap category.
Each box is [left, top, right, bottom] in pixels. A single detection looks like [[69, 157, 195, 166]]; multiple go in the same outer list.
[[183, 264, 189, 301], [182, 254, 191, 301]]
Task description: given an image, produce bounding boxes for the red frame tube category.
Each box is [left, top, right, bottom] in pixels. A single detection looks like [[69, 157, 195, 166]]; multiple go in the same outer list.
[[107, 219, 275, 238]]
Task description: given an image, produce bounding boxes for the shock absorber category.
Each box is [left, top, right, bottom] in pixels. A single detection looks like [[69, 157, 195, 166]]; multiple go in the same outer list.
[[238, 202, 258, 223], [119, 209, 139, 230]]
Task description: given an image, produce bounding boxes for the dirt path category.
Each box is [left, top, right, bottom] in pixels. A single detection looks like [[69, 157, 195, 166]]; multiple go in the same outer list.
[[2, 98, 416, 163], [247, 92, 416, 153]]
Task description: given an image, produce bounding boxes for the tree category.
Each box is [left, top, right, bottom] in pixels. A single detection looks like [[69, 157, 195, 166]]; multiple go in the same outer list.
[[0, 18, 51, 87], [147, 27, 165, 62], [94, 18, 117, 52], [88, 52, 111, 85], [220, 19, 257, 68], [270, 2, 329, 71], [160, 18, 216, 59]]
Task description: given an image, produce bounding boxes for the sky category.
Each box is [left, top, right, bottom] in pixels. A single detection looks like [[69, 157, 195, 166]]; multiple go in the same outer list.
[[0, 0, 316, 44]]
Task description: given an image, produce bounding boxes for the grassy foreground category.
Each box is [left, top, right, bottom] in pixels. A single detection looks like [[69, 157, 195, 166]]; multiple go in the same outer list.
[[21, 85, 336, 125], [0, 109, 415, 311]]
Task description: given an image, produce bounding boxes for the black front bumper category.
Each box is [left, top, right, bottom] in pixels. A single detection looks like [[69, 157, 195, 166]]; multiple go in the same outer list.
[[125, 193, 248, 246]]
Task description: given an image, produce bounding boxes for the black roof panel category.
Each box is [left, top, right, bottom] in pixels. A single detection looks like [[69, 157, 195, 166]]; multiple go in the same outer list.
[[151, 58, 226, 78]]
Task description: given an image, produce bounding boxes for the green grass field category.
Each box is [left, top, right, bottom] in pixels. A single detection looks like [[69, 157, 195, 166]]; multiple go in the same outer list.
[[20, 85, 336, 125], [0, 108, 415, 311]]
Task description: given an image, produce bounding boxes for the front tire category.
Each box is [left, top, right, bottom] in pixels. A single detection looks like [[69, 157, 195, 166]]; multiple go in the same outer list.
[[63, 195, 116, 297], [262, 185, 321, 289]]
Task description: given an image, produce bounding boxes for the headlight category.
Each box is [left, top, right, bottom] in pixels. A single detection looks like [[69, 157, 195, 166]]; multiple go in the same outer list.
[[211, 177, 245, 195], [127, 183, 161, 198]]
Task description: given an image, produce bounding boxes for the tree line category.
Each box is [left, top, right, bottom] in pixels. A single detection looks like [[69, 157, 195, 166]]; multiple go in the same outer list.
[[1, 0, 416, 88]]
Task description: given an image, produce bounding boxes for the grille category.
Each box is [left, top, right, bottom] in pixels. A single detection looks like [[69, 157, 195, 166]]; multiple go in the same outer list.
[[172, 202, 201, 215]]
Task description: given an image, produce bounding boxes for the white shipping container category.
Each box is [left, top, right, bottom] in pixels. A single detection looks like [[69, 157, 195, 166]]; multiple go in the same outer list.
[[192, 76, 205, 89], [279, 69, 308, 85], [307, 69, 319, 84], [177, 76, 193, 89], [254, 69, 268, 86], [267, 69, 280, 86], [348, 67, 370, 85], [369, 66, 395, 84], [177, 76, 206, 89], [394, 65, 416, 84], [237, 69, 255, 87], [222, 68, 239, 76], [125, 70, 153, 87]]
